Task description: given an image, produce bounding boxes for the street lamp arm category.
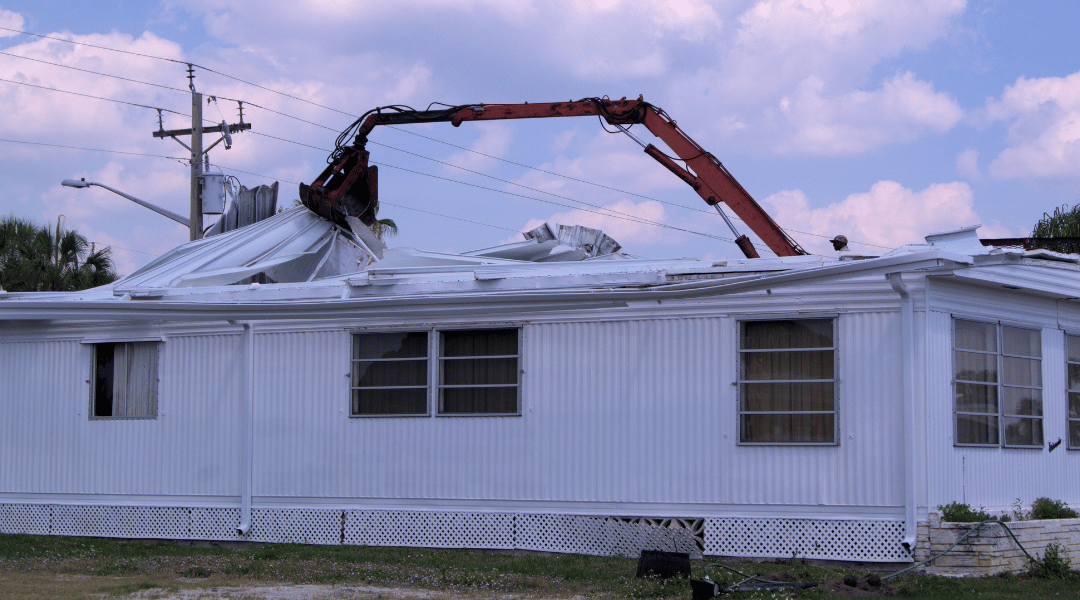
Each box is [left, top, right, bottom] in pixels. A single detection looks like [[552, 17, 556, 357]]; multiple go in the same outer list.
[[61, 180, 190, 228]]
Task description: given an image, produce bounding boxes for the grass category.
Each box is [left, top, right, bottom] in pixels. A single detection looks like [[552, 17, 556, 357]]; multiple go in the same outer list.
[[0, 534, 1078, 599]]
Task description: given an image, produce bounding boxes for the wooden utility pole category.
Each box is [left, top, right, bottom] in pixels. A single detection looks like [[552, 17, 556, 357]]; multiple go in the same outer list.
[[152, 64, 251, 240], [190, 89, 203, 240]]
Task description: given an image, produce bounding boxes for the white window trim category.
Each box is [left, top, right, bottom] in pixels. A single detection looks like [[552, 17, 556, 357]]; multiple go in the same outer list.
[[1066, 331, 1080, 451], [88, 341, 161, 421], [952, 317, 1043, 449], [735, 316, 839, 446], [350, 326, 522, 418]]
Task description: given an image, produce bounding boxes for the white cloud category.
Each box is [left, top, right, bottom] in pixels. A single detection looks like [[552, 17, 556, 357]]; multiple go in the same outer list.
[[726, 0, 966, 97], [0, 8, 24, 35], [956, 148, 981, 181], [776, 72, 963, 154], [443, 122, 514, 174], [760, 180, 1007, 254], [982, 71, 1080, 180]]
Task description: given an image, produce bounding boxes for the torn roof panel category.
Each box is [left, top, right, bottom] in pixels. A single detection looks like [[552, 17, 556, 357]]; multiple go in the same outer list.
[[115, 208, 374, 291]]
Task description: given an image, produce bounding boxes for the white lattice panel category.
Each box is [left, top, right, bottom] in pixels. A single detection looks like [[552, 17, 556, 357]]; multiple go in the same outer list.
[[344, 511, 514, 549], [190, 507, 247, 541], [250, 509, 341, 545], [517, 515, 700, 558], [0, 504, 50, 535], [50, 505, 191, 539], [704, 518, 910, 562]]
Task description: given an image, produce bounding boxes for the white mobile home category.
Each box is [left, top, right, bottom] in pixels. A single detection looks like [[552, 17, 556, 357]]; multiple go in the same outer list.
[[1, 209, 1077, 563]]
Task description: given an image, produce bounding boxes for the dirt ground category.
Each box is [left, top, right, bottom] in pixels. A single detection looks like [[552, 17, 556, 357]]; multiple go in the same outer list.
[[0, 573, 584, 600]]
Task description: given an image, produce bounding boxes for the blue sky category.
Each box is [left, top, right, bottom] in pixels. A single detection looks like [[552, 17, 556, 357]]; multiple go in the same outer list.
[[1, 0, 1078, 274]]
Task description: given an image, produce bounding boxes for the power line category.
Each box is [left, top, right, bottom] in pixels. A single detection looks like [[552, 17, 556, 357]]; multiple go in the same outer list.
[[0, 50, 189, 93], [0, 137, 187, 161], [0, 26, 188, 65], [209, 164, 520, 234], [0, 77, 186, 115], [243, 129, 746, 246], [0, 27, 882, 249]]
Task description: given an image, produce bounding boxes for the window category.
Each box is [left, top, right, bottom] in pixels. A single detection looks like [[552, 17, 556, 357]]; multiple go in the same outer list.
[[953, 319, 1042, 447], [91, 342, 159, 419], [1067, 334, 1080, 449], [351, 328, 520, 416], [738, 319, 836, 444], [351, 331, 429, 415]]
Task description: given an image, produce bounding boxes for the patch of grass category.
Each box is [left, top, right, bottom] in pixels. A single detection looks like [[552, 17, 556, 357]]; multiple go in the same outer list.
[[5, 533, 1080, 599], [93, 561, 142, 576]]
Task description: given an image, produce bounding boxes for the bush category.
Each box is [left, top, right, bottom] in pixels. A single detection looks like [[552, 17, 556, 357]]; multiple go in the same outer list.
[[1029, 498, 1078, 520], [1029, 543, 1074, 579], [938, 502, 1009, 523]]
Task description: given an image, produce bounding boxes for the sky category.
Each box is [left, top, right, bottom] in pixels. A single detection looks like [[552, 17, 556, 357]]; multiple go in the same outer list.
[[0, 0, 1078, 275]]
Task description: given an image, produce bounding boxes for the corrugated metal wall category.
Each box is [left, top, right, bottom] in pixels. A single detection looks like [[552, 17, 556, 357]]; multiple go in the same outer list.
[[0, 334, 242, 498], [2, 306, 908, 518], [923, 279, 1080, 510]]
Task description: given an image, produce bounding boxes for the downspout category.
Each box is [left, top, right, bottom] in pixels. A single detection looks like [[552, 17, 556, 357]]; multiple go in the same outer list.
[[234, 321, 255, 535], [887, 273, 918, 553]]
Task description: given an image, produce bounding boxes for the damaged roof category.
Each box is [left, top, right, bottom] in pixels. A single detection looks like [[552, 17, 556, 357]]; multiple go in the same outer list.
[[1, 208, 1078, 320]]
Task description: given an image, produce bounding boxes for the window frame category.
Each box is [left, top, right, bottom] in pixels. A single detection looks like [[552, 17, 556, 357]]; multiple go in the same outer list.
[[952, 318, 1043, 448], [87, 341, 161, 421], [349, 326, 522, 418], [1066, 332, 1080, 450], [736, 316, 839, 446]]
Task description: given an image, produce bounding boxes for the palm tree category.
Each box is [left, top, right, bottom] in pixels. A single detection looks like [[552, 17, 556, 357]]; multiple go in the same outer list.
[[0, 215, 118, 292]]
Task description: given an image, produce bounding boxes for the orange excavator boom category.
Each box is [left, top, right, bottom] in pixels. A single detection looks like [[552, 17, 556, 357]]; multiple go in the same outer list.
[[301, 97, 806, 258]]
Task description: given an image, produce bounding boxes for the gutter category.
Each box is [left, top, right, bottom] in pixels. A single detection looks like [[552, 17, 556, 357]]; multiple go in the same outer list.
[[887, 273, 918, 554], [0, 250, 967, 322]]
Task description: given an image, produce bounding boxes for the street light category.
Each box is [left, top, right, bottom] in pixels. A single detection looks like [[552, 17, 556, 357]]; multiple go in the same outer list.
[[61, 178, 191, 229]]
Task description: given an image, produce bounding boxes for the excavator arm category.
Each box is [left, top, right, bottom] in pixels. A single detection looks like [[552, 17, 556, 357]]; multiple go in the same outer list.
[[301, 97, 806, 258]]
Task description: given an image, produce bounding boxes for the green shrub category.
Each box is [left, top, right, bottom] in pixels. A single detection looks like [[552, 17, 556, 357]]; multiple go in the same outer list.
[[938, 502, 1009, 523], [1029, 543, 1074, 579], [1029, 498, 1078, 520]]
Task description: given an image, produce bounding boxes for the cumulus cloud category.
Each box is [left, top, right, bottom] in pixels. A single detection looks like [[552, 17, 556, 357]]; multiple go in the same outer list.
[[443, 122, 514, 174], [775, 72, 963, 154], [0, 8, 24, 35], [981, 71, 1080, 180], [760, 180, 1008, 254]]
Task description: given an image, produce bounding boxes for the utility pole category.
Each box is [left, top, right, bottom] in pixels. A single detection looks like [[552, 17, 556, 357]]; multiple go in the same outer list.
[[190, 85, 202, 240], [153, 64, 251, 240]]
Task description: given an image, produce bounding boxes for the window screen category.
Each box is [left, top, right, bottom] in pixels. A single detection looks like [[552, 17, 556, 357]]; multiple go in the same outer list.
[[439, 328, 519, 414], [351, 332, 429, 415], [739, 319, 836, 444]]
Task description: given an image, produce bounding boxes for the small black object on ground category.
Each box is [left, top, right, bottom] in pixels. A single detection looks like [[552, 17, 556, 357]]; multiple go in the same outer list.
[[635, 550, 691, 579]]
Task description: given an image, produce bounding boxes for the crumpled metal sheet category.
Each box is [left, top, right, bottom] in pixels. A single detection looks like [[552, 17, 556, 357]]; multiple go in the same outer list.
[[115, 208, 373, 290], [523, 223, 622, 260]]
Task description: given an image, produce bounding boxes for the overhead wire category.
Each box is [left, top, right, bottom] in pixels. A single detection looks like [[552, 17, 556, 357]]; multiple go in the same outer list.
[[0, 77, 186, 115], [0, 26, 883, 250], [245, 129, 746, 246], [0, 50, 189, 93], [207, 165, 520, 234], [0, 137, 187, 161], [0, 26, 189, 65]]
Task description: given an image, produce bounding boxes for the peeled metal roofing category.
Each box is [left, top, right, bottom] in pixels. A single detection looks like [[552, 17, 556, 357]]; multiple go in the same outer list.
[[115, 208, 376, 291]]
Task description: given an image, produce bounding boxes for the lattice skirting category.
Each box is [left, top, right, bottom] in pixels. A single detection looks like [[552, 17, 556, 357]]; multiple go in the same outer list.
[[0, 504, 908, 561], [704, 517, 910, 562]]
